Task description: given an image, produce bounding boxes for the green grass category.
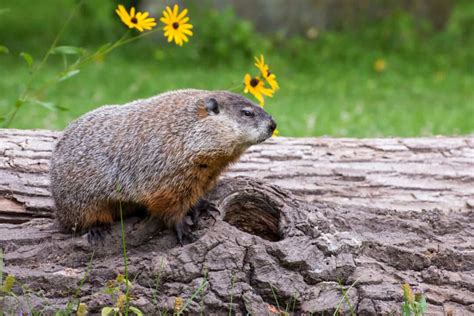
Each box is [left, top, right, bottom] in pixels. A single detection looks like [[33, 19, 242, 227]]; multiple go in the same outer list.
[[1, 0, 473, 137], [1, 51, 472, 137]]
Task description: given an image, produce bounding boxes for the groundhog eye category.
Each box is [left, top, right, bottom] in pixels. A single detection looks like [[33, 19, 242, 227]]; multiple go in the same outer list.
[[241, 109, 255, 117]]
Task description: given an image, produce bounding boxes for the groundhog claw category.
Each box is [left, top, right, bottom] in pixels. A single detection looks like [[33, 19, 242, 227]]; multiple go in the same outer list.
[[87, 225, 110, 245], [189, 199, 220, 226], [174, 220, 195, 246]]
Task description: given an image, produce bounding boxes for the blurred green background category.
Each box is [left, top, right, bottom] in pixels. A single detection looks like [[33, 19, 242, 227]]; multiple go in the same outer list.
[[0, 0, 473, 137]]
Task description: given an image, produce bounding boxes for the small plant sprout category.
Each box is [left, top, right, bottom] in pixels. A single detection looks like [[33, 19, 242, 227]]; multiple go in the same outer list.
[[228, 273, 237, 315], [268, 284, 290, 315], [101, 273, 144, 316], [175, 274, 209, 315], [1, 274, 15, 293], [77, 303, 88, 316], [401, 283, 427, 316], [174, 297, 184, 315], [334, 277, 358, 316]]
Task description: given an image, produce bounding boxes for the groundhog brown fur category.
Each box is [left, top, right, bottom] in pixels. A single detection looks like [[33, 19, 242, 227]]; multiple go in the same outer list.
[[50, 89, 276, 243]]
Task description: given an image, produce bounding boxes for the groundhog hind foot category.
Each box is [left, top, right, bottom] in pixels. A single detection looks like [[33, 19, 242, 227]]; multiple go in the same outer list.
[[174, 220, 197, 247], [87, 224, 112, 245]]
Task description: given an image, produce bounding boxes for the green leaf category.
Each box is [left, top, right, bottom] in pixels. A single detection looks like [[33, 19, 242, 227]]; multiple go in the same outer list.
[[15, 99, 24, 108], [0, 8, 10, 16], [401, 302, 411, 316], [0, 249, 3, 286], [28, 99, 57, 112], [124, 279, 133, 288], [129, 307, 144, 316], [19, 52, 33, 68], [58, 69, 80, 82], [103, 287, 117, 295], [101, 307, 117, 316], [0, 45, 9, 54], [418, 295, 427, 314], [55, 104, 69, 112], [51, 46, 84, 55]]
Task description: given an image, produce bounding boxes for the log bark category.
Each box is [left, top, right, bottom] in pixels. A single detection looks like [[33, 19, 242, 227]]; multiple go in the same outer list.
[[0, 129, 473, 315]]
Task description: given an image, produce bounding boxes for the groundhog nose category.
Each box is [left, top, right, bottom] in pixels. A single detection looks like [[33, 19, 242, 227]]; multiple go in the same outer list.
[[269, 118, 277, 132]]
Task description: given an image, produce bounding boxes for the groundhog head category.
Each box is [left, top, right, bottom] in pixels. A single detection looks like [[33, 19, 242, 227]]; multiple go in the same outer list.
[[196, 91, 277, 150]]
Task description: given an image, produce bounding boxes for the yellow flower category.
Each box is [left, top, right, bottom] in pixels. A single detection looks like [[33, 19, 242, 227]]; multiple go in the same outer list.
[[374, 58, 386, 73], [174, 297, 183, 313], [255, 55, 279, 92], [77, 303, 88, 316], [1, 275, 15, 293], [116, 274, 125, 283], [402, 283, 414, 304], [115, 5, 156, 32], [116, 293, 127, 312], [244, 74, 274, 106], [160, 4, 193, 46]]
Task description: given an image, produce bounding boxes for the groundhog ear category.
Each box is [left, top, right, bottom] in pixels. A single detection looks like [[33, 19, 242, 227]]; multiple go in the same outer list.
[[205, 98, 220, 115]]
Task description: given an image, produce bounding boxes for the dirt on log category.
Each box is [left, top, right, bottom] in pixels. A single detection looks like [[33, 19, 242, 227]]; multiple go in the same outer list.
[[0, 128, 473, 315]]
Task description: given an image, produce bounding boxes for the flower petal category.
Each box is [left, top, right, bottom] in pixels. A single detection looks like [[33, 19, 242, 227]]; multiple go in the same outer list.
[[173, 4, 179, 18], [244, 74, 251, 85], [180, 23, 193, 30], [253, 90, 264, 105], [166, 6, 173, 18], [177, 8, 188, 21], [181, 28, 193, 36], [118, 5, 128, 17]]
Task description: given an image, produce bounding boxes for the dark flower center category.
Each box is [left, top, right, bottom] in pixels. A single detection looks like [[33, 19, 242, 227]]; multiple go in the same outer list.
[[250, 78, 259, 87], [267, 70, 271, 76], [172, 22, 179, 29], [131, 17, 138, 24]]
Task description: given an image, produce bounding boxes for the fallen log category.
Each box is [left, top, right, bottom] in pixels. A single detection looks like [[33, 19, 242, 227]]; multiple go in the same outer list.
[[0, 129, 473, 315]]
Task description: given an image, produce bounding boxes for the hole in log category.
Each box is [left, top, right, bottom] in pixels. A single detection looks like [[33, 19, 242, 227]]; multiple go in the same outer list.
[[222, 194, 281, 241]]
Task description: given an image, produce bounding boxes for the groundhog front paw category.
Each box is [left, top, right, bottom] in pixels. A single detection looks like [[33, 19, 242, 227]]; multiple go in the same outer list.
[[87, 224, 111, 245], [175, 199, 221, 246], [189, 198, 220, 226]]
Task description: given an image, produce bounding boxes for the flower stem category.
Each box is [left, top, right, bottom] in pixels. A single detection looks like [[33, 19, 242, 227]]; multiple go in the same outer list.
[[227, 83, 243, 92], [23, 0, 85, 95], [39, 0, 86, 73], [3, 107, 20, 128], [119, 200, 130, 316], [2, 0, 85, 127], [10, 30, 132, 110], [116, 27, 163, 47]]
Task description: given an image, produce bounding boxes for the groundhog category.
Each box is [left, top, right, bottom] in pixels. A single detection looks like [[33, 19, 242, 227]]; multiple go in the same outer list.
[[50, 89, 276, 244]]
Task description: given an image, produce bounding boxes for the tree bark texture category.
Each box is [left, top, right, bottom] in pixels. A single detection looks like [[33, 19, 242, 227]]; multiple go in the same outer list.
[[0, 129, 473, 315]]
